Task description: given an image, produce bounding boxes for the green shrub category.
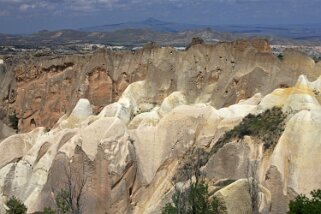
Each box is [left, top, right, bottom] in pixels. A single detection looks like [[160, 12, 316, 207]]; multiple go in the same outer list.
[[43, 207, 56, 214], [55, 189, 71, 214], [5, 196, 27, 214], [162, 180, 226, 214], [277, 53, 284, 61], [288, 189, 321, 214], [211, 107, 286, 153], [313, 56, 321, 63], [176, 107, 286, 182]]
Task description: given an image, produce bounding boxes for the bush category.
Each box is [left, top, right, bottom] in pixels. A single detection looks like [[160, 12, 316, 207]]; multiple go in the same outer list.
[[5, 196, 27, 214], [288, 189, 321, 214], [55, 189, 71, 214], [313, 56, 321, 63], [277, 53, 284, 61], [176, 107, 286, 182], [211, 107, 286, 152], [43, 207, 56, 214], [162, 180, 226, 214]]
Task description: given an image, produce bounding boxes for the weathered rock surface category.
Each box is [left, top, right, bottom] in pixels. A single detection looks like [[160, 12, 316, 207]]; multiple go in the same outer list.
[[0, 121, 15, 142], [214, 179, 271, 214], [1, 39, 320, 134], [1, 40, 321, 214]]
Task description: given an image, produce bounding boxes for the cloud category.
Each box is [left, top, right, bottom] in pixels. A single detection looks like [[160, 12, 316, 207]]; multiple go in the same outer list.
[[19, 4, 36, 11], [0, 0, 205, 13], [0, 0, 321, 14], [0, 10, 9, 16]]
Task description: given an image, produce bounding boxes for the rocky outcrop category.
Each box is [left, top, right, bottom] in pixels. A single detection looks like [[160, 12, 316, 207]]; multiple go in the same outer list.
[[1, 39, 320, 133], [10, 51, 145, 132], [1, 40, 321, 213], [0, 121, 15, 142], [214, 179, 271, 214], [1, 73, 321, 213]]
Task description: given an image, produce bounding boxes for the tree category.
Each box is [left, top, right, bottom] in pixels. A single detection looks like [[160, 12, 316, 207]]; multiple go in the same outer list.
[[54, 167, 86, 214], [277, 53, 284, 61], [54, 150, 87, 214], [5, 196, 27, 214], [55, 189, 72, 214], [43, 207, 56, 214], [288, 189, 321, 214], [247, 160, 261, 214], [162, 179, 226, 214], [163, 148, 226, 214], [54, 175, 86, 214]]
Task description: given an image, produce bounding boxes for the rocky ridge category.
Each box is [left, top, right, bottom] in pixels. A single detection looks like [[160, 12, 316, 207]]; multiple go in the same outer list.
[[0, 40, 321, 213], [1, 39, 320, 133]]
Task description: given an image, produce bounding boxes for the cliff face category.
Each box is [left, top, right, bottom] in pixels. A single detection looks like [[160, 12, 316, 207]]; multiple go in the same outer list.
[[1, 39, 320, 133], [3, 50, 147, 132], [1, 40, 321, 214]]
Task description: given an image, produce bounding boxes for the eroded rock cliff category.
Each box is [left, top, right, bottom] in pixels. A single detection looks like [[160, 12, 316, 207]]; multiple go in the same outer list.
[[1, 40, 321, 214], [1, 39, 320, 133]]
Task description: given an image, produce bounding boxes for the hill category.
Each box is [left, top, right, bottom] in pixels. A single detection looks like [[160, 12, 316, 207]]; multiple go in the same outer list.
[[78, 18, 211, 33]]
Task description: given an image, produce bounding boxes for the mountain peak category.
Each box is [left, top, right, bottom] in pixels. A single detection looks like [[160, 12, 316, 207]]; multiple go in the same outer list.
[[143, 18, 165, 24], [79, 18, 211, 33]]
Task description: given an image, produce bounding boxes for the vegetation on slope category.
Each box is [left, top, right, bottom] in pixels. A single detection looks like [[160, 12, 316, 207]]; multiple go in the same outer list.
[[211, 106, 287, 152], [162, 179, 226, 214], [277, 53, 284, 61], [288, 189, 321, 214], [165, 148, 226, 214], [5, 196, 27, 214], [176, 107, 287, 182], [313, 56, 321, 63]]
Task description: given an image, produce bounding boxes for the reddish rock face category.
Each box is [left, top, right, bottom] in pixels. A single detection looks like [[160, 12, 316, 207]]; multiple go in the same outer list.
[[8, 50, 148, 132], [1, 40, 321, 214], [14, 64, 75, 131], [2, 39, 319, 133], [86, 68, 114, 113]]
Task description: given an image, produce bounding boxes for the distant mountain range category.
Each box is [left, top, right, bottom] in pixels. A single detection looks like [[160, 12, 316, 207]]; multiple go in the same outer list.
[[215, 24, 321, 41], [79, 18, 212, 33], [0, 28, 232, 48], [0, 18, 321, 50], [79, 18, 321, 42]]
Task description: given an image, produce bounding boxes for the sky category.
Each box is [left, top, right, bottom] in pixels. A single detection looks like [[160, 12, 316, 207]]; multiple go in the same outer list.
[[0, 0, 321, 34]]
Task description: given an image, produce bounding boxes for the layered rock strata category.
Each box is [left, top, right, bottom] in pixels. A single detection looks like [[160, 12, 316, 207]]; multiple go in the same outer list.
[[1, 39, 320, 133], [1, 40, 321, 214], [0, 74, 321, 213]]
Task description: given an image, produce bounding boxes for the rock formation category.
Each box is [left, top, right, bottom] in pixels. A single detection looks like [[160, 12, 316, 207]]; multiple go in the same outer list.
[[0, 40, 321, 213], [1, 39, 320, 133]]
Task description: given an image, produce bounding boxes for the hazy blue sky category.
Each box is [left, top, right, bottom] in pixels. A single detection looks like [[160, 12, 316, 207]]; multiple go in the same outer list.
[[0, 0, 321, 34]]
